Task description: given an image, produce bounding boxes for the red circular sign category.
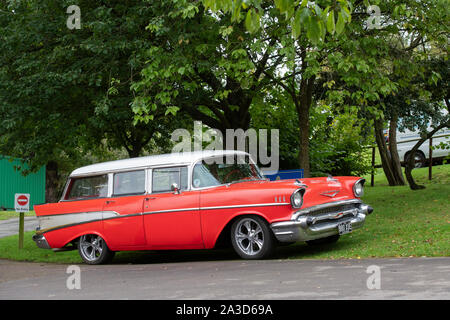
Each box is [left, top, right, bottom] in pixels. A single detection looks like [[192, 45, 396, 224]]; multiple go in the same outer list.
[[17, 195, 29, 206]]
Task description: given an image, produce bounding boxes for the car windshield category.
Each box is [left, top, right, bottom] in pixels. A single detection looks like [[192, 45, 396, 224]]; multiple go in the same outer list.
[[192, 155, 264, 188]]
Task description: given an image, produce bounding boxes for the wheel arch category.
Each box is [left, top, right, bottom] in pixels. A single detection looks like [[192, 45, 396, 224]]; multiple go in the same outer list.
[[48, 227, 111, 250], [212, 211, 272, 249]]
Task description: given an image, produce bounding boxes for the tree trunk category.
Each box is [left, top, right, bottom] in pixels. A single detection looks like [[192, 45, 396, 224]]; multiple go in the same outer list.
[[45, 161, 59, 203], [295, 77, 315, 178], [387, 114, 405, 185], [405, 121, 449, 190], [296, 100, 311, 178], [374, 118, 404, 186]]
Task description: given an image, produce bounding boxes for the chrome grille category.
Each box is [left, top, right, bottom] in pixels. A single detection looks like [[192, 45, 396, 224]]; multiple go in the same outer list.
[[293, 200, 362, 226], [309, 204, 359, 225], [311, 203, 358, 216]]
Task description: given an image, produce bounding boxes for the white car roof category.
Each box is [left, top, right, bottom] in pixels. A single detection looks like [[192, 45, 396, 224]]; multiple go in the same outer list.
[[69, 150, 249, 177]]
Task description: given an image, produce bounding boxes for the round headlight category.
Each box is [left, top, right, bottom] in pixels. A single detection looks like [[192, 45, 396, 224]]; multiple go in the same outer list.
[[353, 179, 365, 197], [291, 189, 303, 208]]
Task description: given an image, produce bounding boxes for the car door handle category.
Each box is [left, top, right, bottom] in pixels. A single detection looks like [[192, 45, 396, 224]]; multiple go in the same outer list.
[[145, 197, 156, 201], [105, 200, 116, 205]]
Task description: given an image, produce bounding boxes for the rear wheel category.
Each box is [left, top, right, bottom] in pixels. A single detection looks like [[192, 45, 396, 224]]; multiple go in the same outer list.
[[231, 216, 275, 259], [78, 234, 115, 265], [405, 151, 426, 168]]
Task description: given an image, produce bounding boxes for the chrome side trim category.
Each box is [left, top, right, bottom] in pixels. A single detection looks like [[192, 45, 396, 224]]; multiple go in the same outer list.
[[143, 207, 199, 215], [36, 211, 120, 234], [142, 202, 290, 216], [37, 202, 290, 235], [201, 203, 290, 211]]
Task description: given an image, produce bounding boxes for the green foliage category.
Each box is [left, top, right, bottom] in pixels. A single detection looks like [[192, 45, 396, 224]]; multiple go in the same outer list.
[[250, 90, 299, 169], [1, 0, 448, 188], [309, 105, 373, 176], [202, 0, 353, 44], [0, 0, 182, 177], [250, 90, 373, 175], [131, 0, 278, 131]]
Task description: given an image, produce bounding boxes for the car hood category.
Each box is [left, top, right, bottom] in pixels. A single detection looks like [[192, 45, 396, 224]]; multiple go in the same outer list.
[[222, 176, 362, 208]]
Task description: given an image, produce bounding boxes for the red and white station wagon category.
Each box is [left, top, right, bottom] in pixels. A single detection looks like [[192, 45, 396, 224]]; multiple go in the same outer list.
[[33, 150, 373, 264]]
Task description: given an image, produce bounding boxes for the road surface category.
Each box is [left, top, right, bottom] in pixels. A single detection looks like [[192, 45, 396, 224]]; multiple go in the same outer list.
[[1, 256, 449, 300], [0, 216, 38, 238]]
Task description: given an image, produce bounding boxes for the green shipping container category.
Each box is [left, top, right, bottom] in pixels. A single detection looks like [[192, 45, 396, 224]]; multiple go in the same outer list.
[[0, 156, 46, 210]]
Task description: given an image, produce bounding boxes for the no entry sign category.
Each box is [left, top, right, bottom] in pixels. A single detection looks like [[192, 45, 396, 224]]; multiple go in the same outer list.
[[15, 193, 30, 212]]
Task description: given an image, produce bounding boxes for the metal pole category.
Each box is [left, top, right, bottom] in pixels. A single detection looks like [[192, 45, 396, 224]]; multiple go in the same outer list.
[[371, 146, 375, 187], [19, 212, 24, 249], [429, 137, 433, 180]]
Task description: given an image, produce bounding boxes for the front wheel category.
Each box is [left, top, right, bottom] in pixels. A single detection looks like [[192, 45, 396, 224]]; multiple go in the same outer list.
[[78, 234, 115, 265], [231, 216, 275, 260]]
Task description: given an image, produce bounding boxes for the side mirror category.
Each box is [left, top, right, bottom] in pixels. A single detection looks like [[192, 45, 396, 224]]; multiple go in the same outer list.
[[171, 183, 181, 195]]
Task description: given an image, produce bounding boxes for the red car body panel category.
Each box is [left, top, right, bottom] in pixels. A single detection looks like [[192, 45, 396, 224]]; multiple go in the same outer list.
[[143, 190, 203, 250], [34, 175, 363, 251]]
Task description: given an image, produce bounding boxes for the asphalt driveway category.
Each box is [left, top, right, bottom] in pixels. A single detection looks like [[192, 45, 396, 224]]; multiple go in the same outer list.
[[0, 217, 448, 300], [0, 217, 38, 238], [1, 257, 449, 300]]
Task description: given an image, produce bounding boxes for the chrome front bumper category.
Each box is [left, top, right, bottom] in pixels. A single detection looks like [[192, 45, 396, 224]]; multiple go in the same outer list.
[[270, 200, 373, 242], [32, 234, 51, 249]]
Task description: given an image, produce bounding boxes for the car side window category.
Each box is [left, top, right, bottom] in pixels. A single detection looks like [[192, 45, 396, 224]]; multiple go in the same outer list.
[[192, 163, 221, 188], [113, 170, 146, 196], [152, 167, 188, 193], [66, 175, 108, 200]]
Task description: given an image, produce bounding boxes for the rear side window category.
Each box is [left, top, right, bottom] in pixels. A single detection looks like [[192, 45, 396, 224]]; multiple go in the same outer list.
[[113, 170, 146, 196], [66, 175, 108, 200], [152, 167, 188, 193]]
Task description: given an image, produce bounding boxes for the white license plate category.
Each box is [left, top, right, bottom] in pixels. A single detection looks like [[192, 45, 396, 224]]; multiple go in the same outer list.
[[338, 221, 352, 235]]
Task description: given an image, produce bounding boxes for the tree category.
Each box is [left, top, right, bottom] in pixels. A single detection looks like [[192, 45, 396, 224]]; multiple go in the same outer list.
[[133, 0, 354, 176], [131, 1, 282, 148], [308, 0, 449, 186], [0, 1, 179, 201], [402, 57, 450, 189]]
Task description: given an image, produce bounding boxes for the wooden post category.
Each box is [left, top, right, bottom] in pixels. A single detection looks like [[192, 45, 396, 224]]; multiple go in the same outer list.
[[371, 146, 376, 187], [429, 137, 433, 180], [19, 212, 24, 249], [15, 193, 30, 250]]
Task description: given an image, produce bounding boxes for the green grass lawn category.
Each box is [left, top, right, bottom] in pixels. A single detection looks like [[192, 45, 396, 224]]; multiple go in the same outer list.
[[0, 165, 448, 264]]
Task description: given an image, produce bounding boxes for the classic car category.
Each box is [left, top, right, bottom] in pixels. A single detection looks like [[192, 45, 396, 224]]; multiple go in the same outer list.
[[32, 150, 373, 264]]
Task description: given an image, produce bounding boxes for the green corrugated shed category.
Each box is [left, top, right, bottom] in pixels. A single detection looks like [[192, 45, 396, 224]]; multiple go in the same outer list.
[[0, 156, 46, 210]]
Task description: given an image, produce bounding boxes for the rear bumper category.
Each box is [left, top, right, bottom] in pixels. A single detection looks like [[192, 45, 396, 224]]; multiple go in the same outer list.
[[32, 234, 51, 249], [270, 200, 373, 242]]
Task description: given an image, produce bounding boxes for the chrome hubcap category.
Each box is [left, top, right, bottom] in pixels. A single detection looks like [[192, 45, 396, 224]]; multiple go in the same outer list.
[[235, 218, 264, 256], [80, 234, 103, 261]]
